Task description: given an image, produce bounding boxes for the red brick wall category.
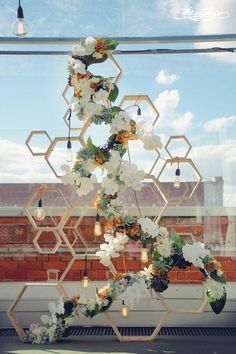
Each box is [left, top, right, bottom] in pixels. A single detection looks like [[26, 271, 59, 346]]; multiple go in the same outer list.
[[0, 216, 235, 283]]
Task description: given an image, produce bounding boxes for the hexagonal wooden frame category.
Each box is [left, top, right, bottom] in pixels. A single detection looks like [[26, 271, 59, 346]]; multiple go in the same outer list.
[[7, 282, 68, 343], [104, 291, 208, 342], [25, 130, 52, 156], [44, 136, 85, 178], [104, 293, 169, 341], [24, 187, 71, 230], [33, 229, 62, 254], [165, 135, 192, 159], [144, 175, 168, 223], [119, 95, 160, 127], [157, 157, 202, 203], [58, 206, 90, 257], [108, 53, 123, 85]]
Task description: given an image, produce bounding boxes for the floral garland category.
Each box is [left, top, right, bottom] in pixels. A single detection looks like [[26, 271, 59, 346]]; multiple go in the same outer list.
[[28, 37, 226, 344]]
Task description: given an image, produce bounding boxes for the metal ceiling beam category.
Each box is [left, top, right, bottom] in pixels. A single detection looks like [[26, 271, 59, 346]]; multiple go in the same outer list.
[[0, 47, 235, 56], [0, 34, 236, 45]]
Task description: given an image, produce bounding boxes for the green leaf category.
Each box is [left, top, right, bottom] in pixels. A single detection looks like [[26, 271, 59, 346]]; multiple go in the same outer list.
[[106, 40, 119, 50], [207, 289, 227, 314], [108, 84, 119, 102], [210, 272, 226, 284], [171, 228, 186, 252], [86, 53, 108, 66], [87, 137, 105, 160], [111, 106, 122, 114]]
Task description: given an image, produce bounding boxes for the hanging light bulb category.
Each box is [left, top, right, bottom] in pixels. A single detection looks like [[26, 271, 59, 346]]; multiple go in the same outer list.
[[66, 109, 73, 162], [137, 106, 142, 116], [66, 139, 73, 162], [94, 212, 102, 237], [81, 271, 89, 289], [12, 0, 29, 37], [174, 163, 181, 189], [140, 244, 149, 263], [81, 255, 89, 289], [34, 198, 45, 221], [120, 300, 129, 318]]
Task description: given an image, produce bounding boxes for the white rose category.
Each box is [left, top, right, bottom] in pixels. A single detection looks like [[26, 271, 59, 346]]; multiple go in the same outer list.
[[73, 59, 86, 74], [102, 177, 119, 195], [138, 217, 160, 238], [84, 37, 97, 54], [93, 89, 109, 103], [142, 134, 163, 151]]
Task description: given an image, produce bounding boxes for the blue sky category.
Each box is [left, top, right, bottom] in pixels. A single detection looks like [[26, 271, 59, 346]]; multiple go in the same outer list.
[[0, 0, 236, 205]]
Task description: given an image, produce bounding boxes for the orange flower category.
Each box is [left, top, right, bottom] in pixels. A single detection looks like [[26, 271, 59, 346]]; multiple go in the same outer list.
[[98, 285, 110, 299], [149, 264, 164, 276], [75, 90, 82, 98], [90, 82, 98, 90], [76, 72, 91, 81], [96, 39, 107, 54], [116, 131, 131, 145], [71, 294, 80, 305], [126, 223, 141, 236], [95, 156, 105, 166], [114, 272, 125, 280]]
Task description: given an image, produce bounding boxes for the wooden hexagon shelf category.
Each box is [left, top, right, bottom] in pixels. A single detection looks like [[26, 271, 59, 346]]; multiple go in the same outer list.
[[165, 135, 192, 159], [7, 282, 68, 343], [104, 293, 169, 342], [119, 95, 160, 127], [25, 130, 52, 156]]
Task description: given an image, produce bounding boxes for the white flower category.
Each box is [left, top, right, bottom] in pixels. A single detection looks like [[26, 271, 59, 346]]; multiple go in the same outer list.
[[73, 59, 86, 74], [104, 151, 121, 175], [76, 175, 97, 196], [138, 217, 160, 238], [96, 234, 125, 266], [70, 101, 81, 114], [84, 158, 97, 173], [159, 226, 169, 238], [40, 314, 52, 326], [155, 237, 173, 258], [72, 44, 87, 56], [110, 111, 131, 134], [84, 36, 97, 54], [141, 134, 163, 151], [136, 120, 152, 136], [92, 51, 103, 59], [56, 296, 65, 315], [102, 177, 119, 195], [119, 161, 144, 190], [93, 89, 109, 103], [182, 242, 211, 268], [61, 165, 74, 185], [84, 101, 102, 117], [206, 278, 225, 300], [48, 302, 56, 314]]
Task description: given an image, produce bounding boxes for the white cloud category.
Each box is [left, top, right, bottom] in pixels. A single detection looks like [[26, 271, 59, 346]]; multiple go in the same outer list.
[[171, 111, 193, 132], [154, 90, 193, 132], [0, 137, 57, 183], [155, 90, 180, 119], [155, 70, 180, 85], [204, 115, 236, 133]]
